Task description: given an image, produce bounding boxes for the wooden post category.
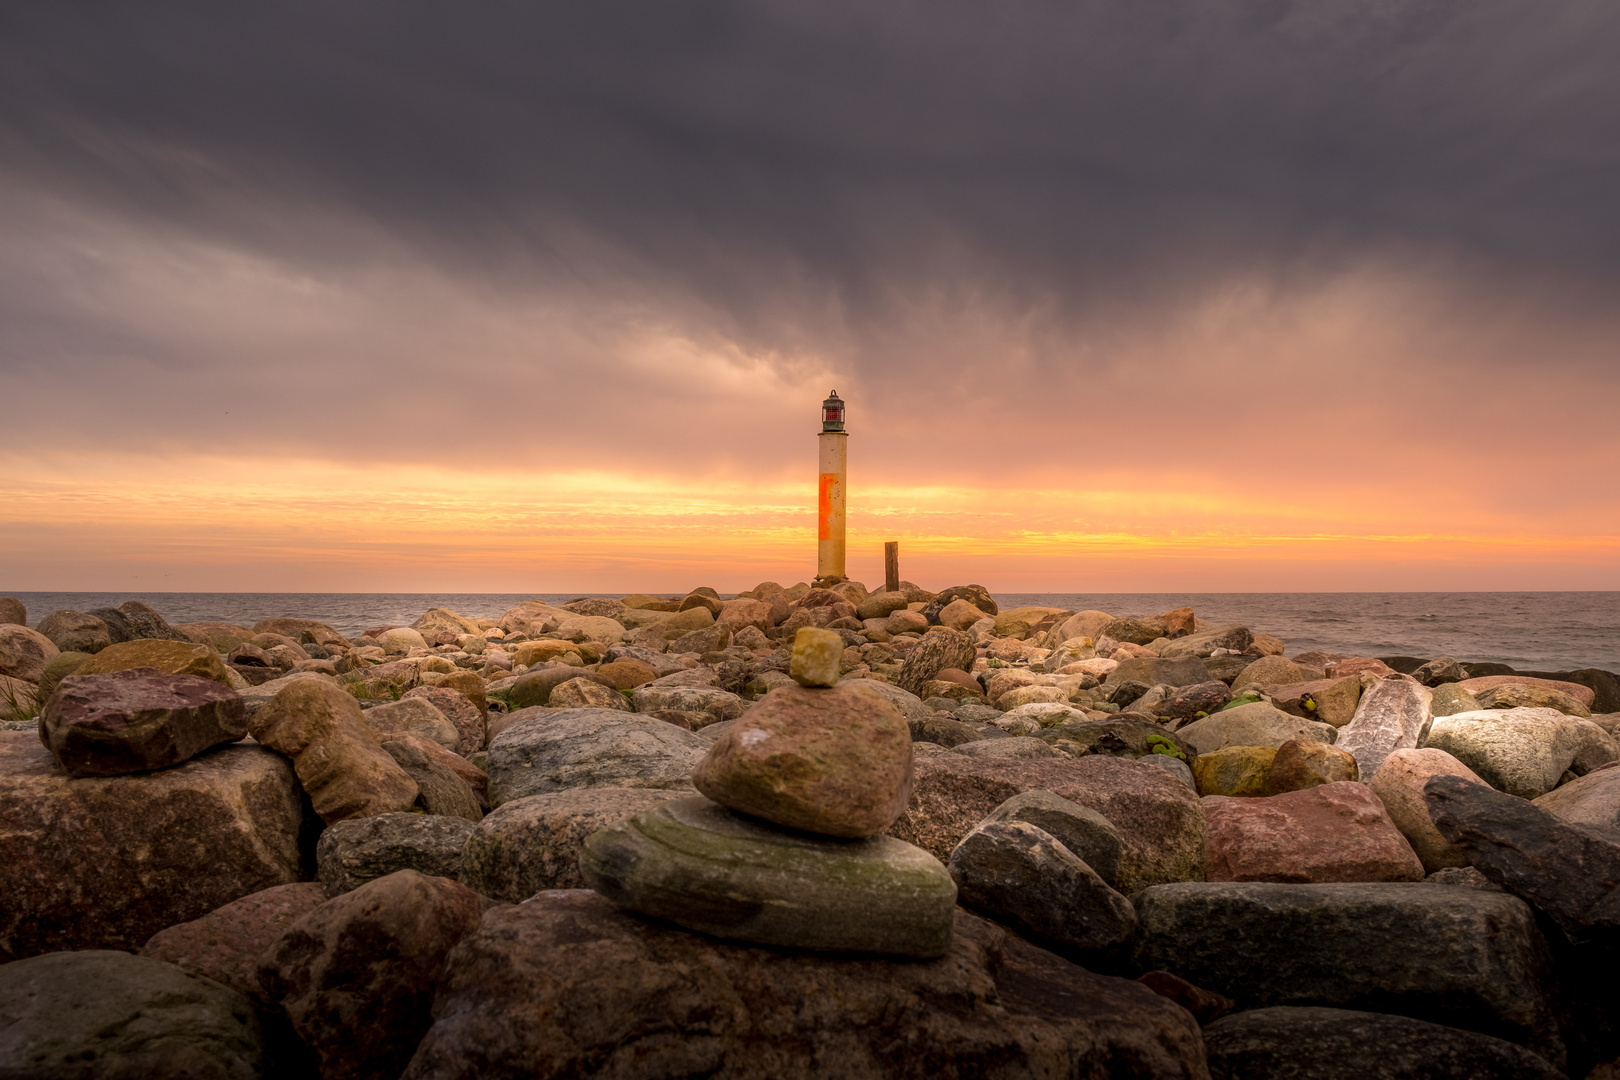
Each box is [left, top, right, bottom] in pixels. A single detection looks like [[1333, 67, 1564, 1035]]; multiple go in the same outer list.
[[884, 541, 900, 593]]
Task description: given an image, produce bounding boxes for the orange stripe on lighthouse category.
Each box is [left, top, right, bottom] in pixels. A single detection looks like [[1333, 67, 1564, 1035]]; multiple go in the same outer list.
[[818, 473, 837, 539]]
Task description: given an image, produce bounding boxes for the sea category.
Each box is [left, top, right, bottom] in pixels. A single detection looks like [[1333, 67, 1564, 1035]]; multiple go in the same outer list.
[[6, 591, 1618, 673]]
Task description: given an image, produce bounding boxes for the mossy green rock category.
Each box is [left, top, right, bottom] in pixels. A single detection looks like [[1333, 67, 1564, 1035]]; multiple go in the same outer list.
[[1194, 745, 1277, 797], [581, 796, 957, 957]]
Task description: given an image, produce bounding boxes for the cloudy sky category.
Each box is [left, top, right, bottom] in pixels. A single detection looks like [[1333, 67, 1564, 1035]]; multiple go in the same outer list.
[[3, 1, 1618, 592]]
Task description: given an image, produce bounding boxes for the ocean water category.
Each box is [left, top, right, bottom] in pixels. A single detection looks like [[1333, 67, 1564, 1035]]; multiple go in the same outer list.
[[5, 591, 1618, 673]]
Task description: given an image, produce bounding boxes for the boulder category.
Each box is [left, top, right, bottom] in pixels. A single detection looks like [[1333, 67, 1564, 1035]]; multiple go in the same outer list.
[[669, 624, 731, 654], [1159, 680, 1233, 720], [949, 820, 1136, 954], [260, 870, 488, 1080], [1202, 1006, 1566, 1080], [1231, 655, 1320, 692], [923, 584, 999, 618], [1329, 657, 1396, 679], [1412, 656, 1468, 686], [1459, 675, 1596, 709], [1269, 675, 1364, 727], [250, 679, 420, 823], [938, 598, 990, 630], [1422, 707, 1580, 799], [380, 732, 489, 808], [1334, 673, 1434, 780], [555, 614, 627, 646], [630, 683, 746, 726], [0, 734, 302, 961], [35, 609, 111, 654], [1157, 624, 1254, 659], [1367, 748, 1486, 872], [581, 795, 958, 956], [411, 607, 481, 639], [1193, 745, 1276, 796], [379, 626, 430, 654], [1106, 655, 1214, 689], [316, 811, 479, 895], [1535, 765, 1620, 828], [381, 738, 485, 821], [141, 882, 328, 1004], [253, 618, 346, 647], [0, 596, 23, 626], [1431, 682, 1483, 717], [855, 590, 912, 622], [1132, 881, 1562, 1066], [1265, 738, 1359, 794], [0, 624, 58, 683], [693, 682, 912, 838], [39, 668, 246, 777], [33, 651, 91, 701], [0, 950, 265, 1078], [897, 627, 977, 698], [979, 788, 1124, 886], [1202, 781, 1424, 882], [890, 754, 1205, 892], [593, 658, 659, 690], [400, 685, 486, 753], [487, 708, 706, 806], [1425, 774, 1620, 946], [401, 891, 1203, 1079], [74, 638, 233, 688], [1175, 701, 1336, 755], [953, 735, 1063, 759], [1571, 718, 1620, 773], [460, 787, 675, 900], [1160, 606, 1197, 638], [1476, 682, 1592, 717], [1100, 615, 1167, 646], [549, 675, 632, 711], [788, 625, 844, 687]]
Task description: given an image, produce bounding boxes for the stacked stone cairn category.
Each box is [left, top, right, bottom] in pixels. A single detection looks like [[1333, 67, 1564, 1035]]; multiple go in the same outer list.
[[579, 626, 958, 956]]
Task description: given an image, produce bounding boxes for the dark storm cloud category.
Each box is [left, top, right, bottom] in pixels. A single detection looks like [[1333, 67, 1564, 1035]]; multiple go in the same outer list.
[[2, 0, 1618, 474]]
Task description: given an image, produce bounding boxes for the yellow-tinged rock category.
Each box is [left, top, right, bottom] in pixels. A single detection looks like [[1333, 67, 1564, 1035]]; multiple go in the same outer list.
[[790, 627, 844, 688], [1194, 746, 1277, 797], [74, 639, 234, 688]]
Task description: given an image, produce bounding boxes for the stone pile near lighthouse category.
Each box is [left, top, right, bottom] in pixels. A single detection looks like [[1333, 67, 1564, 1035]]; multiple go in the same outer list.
[[579, 626, 959, 956]]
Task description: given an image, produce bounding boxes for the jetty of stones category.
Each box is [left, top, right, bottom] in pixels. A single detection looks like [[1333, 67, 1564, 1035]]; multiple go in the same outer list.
[[1, 584, 1619, 1078]]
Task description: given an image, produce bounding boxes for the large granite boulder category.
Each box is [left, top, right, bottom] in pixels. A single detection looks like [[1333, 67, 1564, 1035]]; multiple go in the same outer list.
[[0, 624, 58, 683], [896, 626, 977, 697], [1368, 747, 1485, 872], [400, 892, 1206, 1079], [1132, 881, 1563, 1066], [360, 695, 461, 751], [0, 950, 266, 1079], [580, 796, 957, 956], [141, 882, 329, 1005], [259, 870, 489, 1080], [1535, 764, 1620, 828], [1269, 675, 1364, 727], [1105, 656, 1215, 689], [381, 737, 485, 821], [0, 734, 302, 961], [889, 754, 1205, 892], [1202, 782, 1424, 882], [1423, 708, 1581, 799], [1175, 701, 1336, 755], [35, 609, 112, 654], [250, 679, 420, 823], [39, 667, 247, 776], [1335, 673, 1434, 779], [73, 638, 234, 687], [487, 708, 706, 806], [316, 812, 479, 896]]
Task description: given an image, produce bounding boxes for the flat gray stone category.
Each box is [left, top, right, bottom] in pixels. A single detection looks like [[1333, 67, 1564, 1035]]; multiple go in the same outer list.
[[487, 708, 706, 807], [981, 788, 1123, 886], [316, 812, 478, 896]]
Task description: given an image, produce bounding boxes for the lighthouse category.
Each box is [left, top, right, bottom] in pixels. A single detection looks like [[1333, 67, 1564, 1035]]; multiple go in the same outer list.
[[817, 391, 847, 581]]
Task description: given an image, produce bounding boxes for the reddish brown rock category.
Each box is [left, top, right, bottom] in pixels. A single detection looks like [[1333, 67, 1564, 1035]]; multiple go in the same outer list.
[[593, 658, 659, 690], [1458, 675, 1596, 710], [40, 668, 247, 777], [435, 670, 489, 718], [401, 685, 486, 753], [1203, 781, 1424, 883], [1264, 738, 1359, 795], [382, 731, 489, 808], [897, 626, 977, 698], [1137, 969, 1235, 1024], [0, 624, 58, 683], [259, 870, 489, 1080], [250, 678, 420, 823], [381, 737, 484, 821], [889, 754, 1205, 892], [693, 682, 913, 838], [400, 891, 1207, 1080], [0, 733, 303, 961], [1368, 747, 1485, 872], [1160, 607, 1197, 638], [141, 882, 328, 1004], [1268, 675, 1364, 727], [1328, 657, 1396, 679]]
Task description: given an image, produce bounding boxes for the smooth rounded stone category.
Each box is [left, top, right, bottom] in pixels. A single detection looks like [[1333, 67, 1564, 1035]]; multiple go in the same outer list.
[[487, 708, 706, 807], [411, 607, 481, 639], [142, 882, 329, 1004], [0, 950, 265, 1078], [555, 614, 626, 646], [909, 713, 987, 747], [250, 679, 420, 824], [837, 677, 931, 722], [693, 682, 912, 838], [1267, 675, 1364, 728], [253, 617, 346, 647], [235, 670, 340, 721], [1330, 673, 1434, 780], [0, 624, 58, 683], [979, 788, 1124, 886], [1570, 719, 1620, 773], [401, 685, 486, 753], [379, 738, 482, 821], [512, 639, 583, 666], [111, 600, 193, 643], [1265, 737, 1359, 794], [1104, 656, 1215, 690], [593, 658, 659, 691], [460, 788, 676, 900], [1194, 745, 1276, 796], [1459, 674, 1597, 709], [0, 734, 303, 961], [998, 683, 1069, 709], [897, 626, 977, 698], [1157, 624, 1254, 659], [380, 626, 430, 654], [936, 598, 989, 630], [1097, 615, 1166, 646], [1476, 682, 1592, 717], [316, 812, 478, 896], [510, 663, 600, 708], [549, 675, 631, 711], [892, 754, 1206, 893], [1430, 682, 1483, 717], [33, 650, 91, 701], [854, 590, 912, 622], [1176, 701, 1337, 755], [35, 609, 111, 654], [1231, 655, 1320, 692], [40, 667, 248, 777], [1368, 748, 1485, 872], [952, 735, 1064, 759], [1535, 764, 1620, 828], [1203, 781, 1424, 883], [1423, 707, 1581, 798], [630, 683, 746, 727], [403, 893, 1202, 1080], [670, 624, 732, 654], [998, 701, 1088, 728], [580, 795, 958, 957], [1411, 655, 1469, 686], [260, 870, 488, 1080], [0, 596, 23, 626], [950, 820, 1136, 953], [788, 626, 845, 689], [1203, 1006, 1566, 1080], [74, 638, 234, 688], [1139, 752, 1196, 790], [1131, 882, 1564, 1068]]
